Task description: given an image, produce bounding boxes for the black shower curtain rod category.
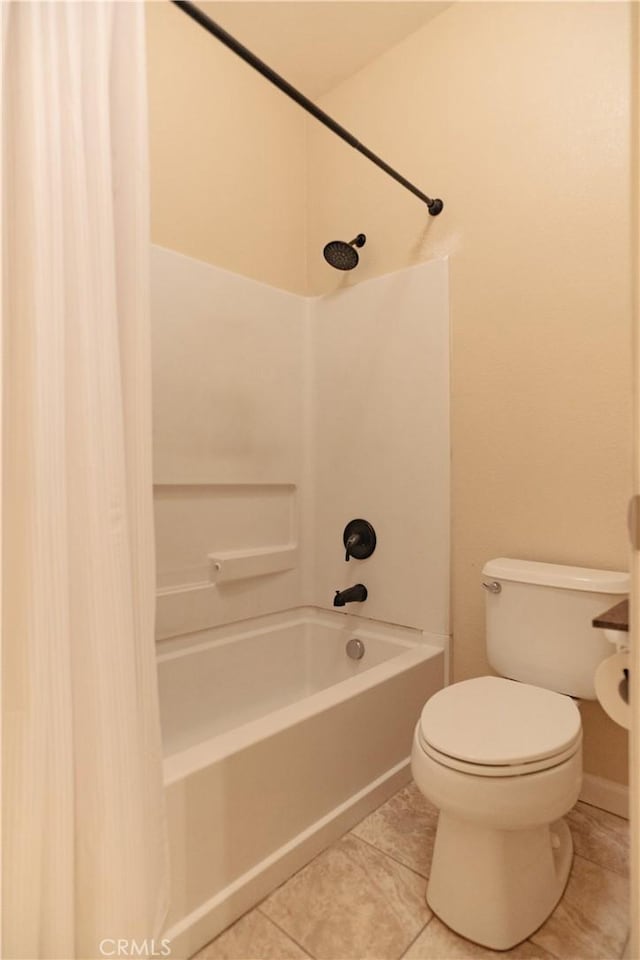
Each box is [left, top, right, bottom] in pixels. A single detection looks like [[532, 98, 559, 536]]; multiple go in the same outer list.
[[170, 0, 444, 216]]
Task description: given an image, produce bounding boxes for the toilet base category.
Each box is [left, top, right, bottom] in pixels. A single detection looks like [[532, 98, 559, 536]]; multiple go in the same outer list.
[[426, 814, 573, 951]]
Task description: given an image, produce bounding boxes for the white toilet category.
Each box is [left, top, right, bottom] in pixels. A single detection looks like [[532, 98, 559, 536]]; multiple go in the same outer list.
[[411, 558, 629, 951]]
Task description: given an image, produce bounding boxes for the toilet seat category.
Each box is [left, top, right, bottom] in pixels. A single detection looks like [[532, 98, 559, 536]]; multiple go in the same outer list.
[[417, 727, 582, 777], [418, 676, 582, 777]]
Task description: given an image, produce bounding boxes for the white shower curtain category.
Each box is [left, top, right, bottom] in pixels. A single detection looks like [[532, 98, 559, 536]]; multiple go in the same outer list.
[[2, 3, 169, 957]]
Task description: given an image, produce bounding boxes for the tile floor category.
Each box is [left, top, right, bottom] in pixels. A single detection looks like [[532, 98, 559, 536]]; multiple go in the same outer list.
[[192, 782, 630, 960]]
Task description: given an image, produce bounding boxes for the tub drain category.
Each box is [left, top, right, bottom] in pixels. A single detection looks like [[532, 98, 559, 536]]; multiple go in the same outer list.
[[346, 637, 365, 660]]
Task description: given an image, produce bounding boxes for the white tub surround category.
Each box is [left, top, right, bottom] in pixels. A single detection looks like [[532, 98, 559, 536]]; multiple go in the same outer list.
[[151, 247, 309, 639], [151, 250, 451, 957], [159, 608, 446, 957], [151, 248, 450, 644], [312, 260, 450, 635]]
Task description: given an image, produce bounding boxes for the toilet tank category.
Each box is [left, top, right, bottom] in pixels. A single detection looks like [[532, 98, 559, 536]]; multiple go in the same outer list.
[[483, 558, 629, 699]]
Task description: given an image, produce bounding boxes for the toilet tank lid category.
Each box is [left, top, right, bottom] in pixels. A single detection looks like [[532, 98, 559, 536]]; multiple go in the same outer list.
[[483, 558, 629, 594]]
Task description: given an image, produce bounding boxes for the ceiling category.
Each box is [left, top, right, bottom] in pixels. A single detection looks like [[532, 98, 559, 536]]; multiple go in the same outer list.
[[199, 2, 451, 98]]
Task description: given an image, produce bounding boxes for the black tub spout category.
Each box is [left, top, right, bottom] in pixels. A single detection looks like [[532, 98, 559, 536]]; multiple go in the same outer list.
[[334, 584, 368, 606]]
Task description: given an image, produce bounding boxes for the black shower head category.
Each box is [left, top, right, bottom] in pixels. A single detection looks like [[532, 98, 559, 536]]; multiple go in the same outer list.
[[323, 234, 366, 270]]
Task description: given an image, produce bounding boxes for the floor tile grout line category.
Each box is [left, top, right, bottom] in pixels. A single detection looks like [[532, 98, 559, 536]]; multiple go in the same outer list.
[[401, 912, 565, 960], [256, 828, 431, 960], [340, 831, 434, 935], [191, 900, 266, 959], [255, 843, 331, 905], [528, 848, 629, 960], [569, 840, 629, 880], [527, 933, 563, 960], [398, 914, 436, 959], [571, 801, 629, 826], [566, 847, 630, 880], [349, 830, 430, 883], [256, 905, 316, 959], [570, 851, 631, 883]]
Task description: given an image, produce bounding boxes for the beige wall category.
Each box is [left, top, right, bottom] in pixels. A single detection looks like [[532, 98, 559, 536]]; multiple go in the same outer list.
[[307, 2, 632, 783], [146, 1, 307, 294], [146, 2, 633, 783]]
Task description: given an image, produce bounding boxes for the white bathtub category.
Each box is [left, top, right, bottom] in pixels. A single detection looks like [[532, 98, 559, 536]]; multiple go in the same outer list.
[[159, 607, 446, 957]]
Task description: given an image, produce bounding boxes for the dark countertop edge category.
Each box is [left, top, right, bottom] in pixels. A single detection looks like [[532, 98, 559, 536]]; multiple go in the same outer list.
[[592, 598, 629, 632]]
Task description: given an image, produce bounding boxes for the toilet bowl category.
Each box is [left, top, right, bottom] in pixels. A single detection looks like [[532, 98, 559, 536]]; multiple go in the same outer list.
[[411, 559, 629, 951], [411, 677, 582, 950]]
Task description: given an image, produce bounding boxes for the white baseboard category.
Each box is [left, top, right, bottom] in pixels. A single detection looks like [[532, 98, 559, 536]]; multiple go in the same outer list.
[[579, 772, 629, 819], [163, 759, 412, 959]]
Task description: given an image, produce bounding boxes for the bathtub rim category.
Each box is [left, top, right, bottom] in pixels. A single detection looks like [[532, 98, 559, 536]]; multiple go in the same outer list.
[[161, 607, 448, 785], [157, 608, 421, 666], [156, 603, 428, 658]]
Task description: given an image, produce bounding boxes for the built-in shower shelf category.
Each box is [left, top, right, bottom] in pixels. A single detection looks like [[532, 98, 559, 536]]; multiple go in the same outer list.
[[208, 545, 298, 583]]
